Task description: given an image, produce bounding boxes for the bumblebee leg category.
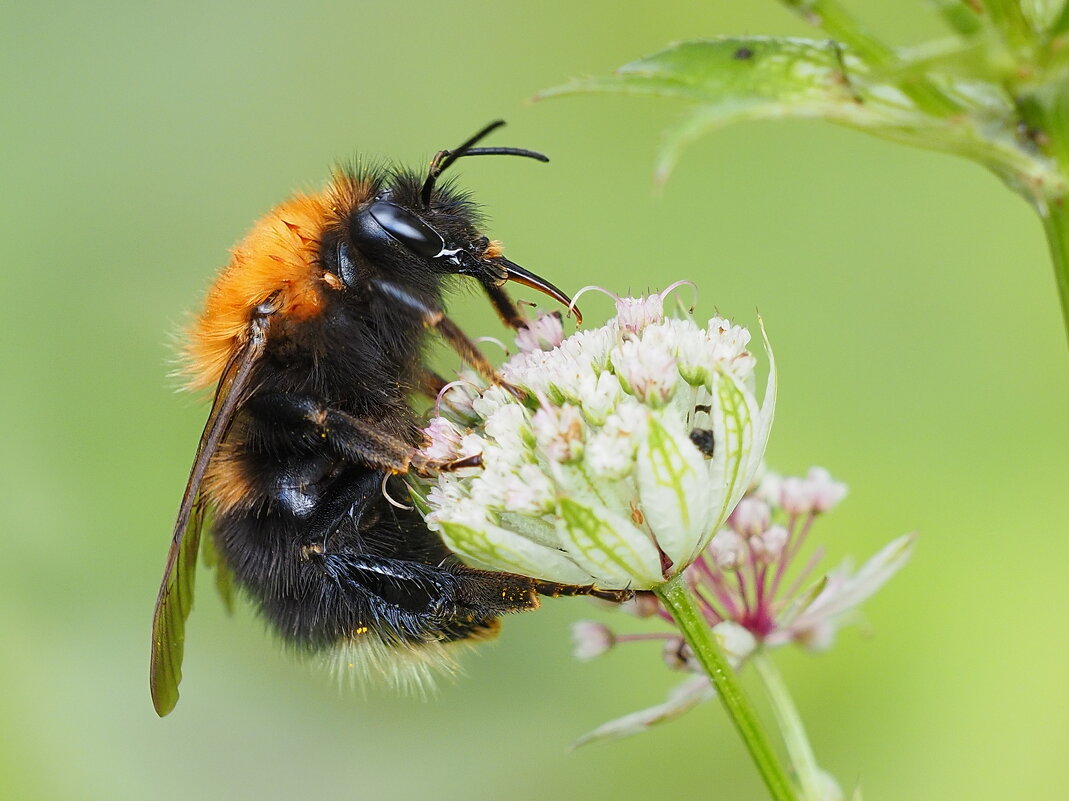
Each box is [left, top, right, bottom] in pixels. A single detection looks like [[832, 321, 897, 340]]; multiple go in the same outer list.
[[249, 391, 480, 477], [300, 466, 383, 552], [530, 579, 634, 603], [315, 552, 539, 642], [479, 280, 526, 330], [414, 368, 448, 401], [371, 279, 523, 398]]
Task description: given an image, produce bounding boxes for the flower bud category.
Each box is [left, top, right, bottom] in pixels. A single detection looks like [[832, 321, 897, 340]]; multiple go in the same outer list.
[[422, 417, 464, 462], [610, 337, 679, 407], [779, 476, 813, 515], [709, 529, 746, 571], [571, 621, 616, 661], [662, 637, 694, 671], [515, 312, 565, 353], [750, 524, 789, 564], [533, 404, 586, 464], [728, 497, 771, 537], [806, 466, 848, 513], [615, 294, 665, 333]]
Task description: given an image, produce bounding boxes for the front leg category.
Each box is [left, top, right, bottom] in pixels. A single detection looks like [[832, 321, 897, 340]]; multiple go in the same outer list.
[[249, 392, 481, 477], [370, 279, 525, 399], [479, 278, 526, 330]]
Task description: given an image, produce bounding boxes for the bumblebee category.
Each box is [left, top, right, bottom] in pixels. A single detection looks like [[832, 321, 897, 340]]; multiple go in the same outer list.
[[150, 122, 628, 716]]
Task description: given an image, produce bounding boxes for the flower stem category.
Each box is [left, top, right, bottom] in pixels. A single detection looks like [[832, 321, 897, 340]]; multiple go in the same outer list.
[[1015, 83, 1069, 345], [1038, 200, 1069, 346], [654, 575, 800, 801], [752, 651, 825, 801]]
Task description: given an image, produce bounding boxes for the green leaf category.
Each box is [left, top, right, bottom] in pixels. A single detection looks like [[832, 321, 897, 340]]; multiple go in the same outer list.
[[543, 37, 854, 103], [541, 37, 897, 181], [538, 35, 1063, 198], [929, 0, 984, 36]]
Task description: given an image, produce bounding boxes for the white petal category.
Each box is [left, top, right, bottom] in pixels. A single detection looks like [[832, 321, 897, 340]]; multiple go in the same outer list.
[[571, 675, 714, 747], [701, 366, 762, 559], [555, 497, 664, 588], [789, 533, 916, 632], [820, 770, 845, 801], [748, 315, 778, 483], [712, 620, 757, 665], [635, 409, 716, 571]]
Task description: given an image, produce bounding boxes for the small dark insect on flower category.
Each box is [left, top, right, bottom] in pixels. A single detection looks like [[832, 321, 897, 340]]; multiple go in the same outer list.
[[150, 121, 630, 716]]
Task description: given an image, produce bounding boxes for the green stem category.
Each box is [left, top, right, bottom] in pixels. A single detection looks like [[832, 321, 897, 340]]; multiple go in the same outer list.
[[984, 0, 1035, 54], [1038, 200, 1069, 345], [654, 576, 800, 801], [752, 651, 825, 801], [1016, 84, 1069, 344]]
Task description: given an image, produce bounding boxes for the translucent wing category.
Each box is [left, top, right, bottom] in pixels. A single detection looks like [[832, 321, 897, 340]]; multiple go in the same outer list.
[[201, 527, 236, 614], [150, 305, 273, 716]]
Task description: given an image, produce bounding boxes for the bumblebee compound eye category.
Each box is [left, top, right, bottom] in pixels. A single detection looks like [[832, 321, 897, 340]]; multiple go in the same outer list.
[[354, 200, 445, 259]]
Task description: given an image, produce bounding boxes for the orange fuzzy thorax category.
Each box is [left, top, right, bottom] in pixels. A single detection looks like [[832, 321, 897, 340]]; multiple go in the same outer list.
[[182, 191, 335, 391]]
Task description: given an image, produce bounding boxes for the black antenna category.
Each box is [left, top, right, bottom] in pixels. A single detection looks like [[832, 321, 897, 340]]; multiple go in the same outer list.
[[420, 120, 549, 206]]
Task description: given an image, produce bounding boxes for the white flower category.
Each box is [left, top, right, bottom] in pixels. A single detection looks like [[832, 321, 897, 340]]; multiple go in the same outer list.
[[417, 287, 777, 591]]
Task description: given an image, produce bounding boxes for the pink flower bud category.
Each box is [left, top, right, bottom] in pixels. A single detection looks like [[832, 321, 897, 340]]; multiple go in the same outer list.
[[750, 524, 789, 564], [729, 498, 772, 537], [515, 312, 565, 353], [422, 417, 464, 461], [662, 637, 694, 671], [779, 476, 814, 515], [806, 467, 848, 513], [710, 529, 746, 571], [611, 338, 679, 407], [572, 621, 616, 661], [615, 295, 665, 333]]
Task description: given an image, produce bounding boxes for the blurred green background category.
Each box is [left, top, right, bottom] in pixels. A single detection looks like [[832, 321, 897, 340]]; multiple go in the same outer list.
[[3, 1, 1067, 799]]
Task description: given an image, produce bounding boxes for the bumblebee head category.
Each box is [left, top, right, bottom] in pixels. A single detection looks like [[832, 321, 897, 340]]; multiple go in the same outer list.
[[336, 121, 576, 316]]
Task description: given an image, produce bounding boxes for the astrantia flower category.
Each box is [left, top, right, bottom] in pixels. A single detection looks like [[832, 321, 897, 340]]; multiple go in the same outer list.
[[416, 286, 776, 591], [572, 465, 916, 744]]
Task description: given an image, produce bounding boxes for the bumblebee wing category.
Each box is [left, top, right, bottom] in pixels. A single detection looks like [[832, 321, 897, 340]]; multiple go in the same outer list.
[[150, 306, 274, 716], [201, 526, 236, 614]]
